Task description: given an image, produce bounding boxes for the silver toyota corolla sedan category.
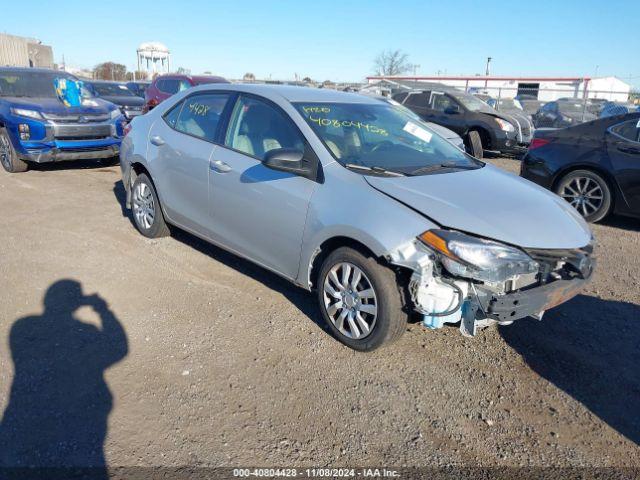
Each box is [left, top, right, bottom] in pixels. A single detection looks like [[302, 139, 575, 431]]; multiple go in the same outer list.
[[120, 84, 595, 351]]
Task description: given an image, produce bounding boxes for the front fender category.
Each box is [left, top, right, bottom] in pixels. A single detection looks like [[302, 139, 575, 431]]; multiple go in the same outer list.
[[296, 163, 437, 289]]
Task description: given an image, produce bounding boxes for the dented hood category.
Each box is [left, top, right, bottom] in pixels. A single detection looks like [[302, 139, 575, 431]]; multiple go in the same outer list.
[[365, 164, 592, 249]]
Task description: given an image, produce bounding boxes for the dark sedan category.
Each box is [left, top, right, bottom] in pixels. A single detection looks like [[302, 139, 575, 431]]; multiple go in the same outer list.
[[521, 112, 640, 222], [84, 80, 145, 121]]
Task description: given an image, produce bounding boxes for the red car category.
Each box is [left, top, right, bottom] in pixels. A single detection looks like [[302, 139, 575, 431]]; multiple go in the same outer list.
[[143, 74, 229, 112]]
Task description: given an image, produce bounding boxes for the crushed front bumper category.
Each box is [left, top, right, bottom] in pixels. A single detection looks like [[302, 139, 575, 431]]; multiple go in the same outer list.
[[390, 238, 595, 336], [481, 275, 590, 323]]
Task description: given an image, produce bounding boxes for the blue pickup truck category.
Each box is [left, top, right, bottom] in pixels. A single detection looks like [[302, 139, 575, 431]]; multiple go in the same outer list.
[[0, 67, 125, 173]]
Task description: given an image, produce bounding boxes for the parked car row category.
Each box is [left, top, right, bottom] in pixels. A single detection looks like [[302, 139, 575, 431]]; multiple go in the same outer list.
[[84, 80, 145, 120], [473, 93, 639, 129], [6, 69, 638, 354]]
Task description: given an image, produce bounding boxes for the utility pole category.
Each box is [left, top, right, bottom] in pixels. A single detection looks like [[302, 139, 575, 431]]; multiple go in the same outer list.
[[412, 64, 420, 76], [485, 57, 492, 88]]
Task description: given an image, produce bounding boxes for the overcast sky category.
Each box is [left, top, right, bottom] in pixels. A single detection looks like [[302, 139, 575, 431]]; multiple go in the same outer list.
[[5, 0, 640, 88]]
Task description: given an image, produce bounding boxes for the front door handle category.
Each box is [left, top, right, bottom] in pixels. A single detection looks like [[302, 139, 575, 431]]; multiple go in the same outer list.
[[210, 159, 231, 173], [150, 135, 165, 146], [617, 145, 640, 155]]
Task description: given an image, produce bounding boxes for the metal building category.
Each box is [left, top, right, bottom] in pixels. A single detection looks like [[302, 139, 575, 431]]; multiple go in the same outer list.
[[0, 33, 54, 68]]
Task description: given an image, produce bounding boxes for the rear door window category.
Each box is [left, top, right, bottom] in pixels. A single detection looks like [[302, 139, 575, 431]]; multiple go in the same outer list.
[[611, 120, 640, 143], [171, 93, 231, 142]]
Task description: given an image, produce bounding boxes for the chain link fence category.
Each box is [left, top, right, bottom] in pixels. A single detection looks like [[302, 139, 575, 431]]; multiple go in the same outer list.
[[464, 85, 639, 128]]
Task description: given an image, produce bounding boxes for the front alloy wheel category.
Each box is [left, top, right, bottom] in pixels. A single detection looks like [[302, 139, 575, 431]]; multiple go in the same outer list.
[[317, 247, 407, 351], [323, 262, 378, 340]]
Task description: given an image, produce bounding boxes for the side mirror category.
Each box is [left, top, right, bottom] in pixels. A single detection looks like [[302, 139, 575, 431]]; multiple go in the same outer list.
[[263, 148, 310, 176], [445, 104, 461, 115]]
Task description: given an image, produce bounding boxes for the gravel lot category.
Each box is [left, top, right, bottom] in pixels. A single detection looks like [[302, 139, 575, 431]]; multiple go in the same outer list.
[[0, 157, 638, 472]]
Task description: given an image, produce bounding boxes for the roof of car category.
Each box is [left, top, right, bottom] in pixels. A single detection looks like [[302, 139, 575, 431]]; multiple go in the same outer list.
[[195, 83, 381, 104], [154, 73, 227, 83], [86, 80, 126, 85]]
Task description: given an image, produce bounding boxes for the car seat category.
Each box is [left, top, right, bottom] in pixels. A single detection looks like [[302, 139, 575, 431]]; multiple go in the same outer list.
[[233, 104, 282, 157]]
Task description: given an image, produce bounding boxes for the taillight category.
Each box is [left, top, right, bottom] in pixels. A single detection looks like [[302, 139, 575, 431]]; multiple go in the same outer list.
[[529, 138, 551, 150]]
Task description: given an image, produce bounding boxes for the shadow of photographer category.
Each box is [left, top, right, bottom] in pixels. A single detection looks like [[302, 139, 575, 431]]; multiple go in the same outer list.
[[0, 279, 128, 478]]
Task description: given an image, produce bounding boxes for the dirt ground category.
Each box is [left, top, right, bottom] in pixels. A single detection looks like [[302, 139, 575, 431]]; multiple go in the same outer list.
[[0, 157, 638, 473]]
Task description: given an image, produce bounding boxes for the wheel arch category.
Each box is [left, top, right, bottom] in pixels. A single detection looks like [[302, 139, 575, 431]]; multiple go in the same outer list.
[[307, 236, 384, 291], [127, 161, 169, 218], [551, 163, 622, 211], [468, 125, 493, 149]]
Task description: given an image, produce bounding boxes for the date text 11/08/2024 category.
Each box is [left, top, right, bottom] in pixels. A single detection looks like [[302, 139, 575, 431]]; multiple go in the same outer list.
[[232, 468, 400, 478]]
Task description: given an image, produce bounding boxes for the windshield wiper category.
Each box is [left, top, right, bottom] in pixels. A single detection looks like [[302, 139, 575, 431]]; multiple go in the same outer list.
[[344, 163, 405, 177], [410, 162, 479, 175]]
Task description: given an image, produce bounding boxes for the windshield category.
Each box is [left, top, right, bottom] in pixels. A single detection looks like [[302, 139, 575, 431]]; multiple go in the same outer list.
[[0, 71, 80, 98], [92, 83, 135, 97], [295, 102, 481, 176], [448, 92, 494, 112]]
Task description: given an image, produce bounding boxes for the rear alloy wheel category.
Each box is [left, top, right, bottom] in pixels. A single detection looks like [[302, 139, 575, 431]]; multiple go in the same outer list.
[[131, 173, 170, 238], [556, 169, 612, 223], [465, 130, 484, 159], [317, 247, 407, 351], [0, 129, 28, 173]]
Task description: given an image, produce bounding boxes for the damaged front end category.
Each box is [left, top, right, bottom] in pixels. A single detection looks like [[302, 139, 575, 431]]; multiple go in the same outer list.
[[388, 230, 595, 337]]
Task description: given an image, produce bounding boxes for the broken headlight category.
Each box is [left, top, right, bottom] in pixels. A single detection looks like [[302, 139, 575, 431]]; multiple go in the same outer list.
[[419, 229, 539, 283]]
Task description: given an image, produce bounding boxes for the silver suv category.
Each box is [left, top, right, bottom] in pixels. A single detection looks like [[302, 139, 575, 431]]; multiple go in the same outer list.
[[120, 84, 594, 351]]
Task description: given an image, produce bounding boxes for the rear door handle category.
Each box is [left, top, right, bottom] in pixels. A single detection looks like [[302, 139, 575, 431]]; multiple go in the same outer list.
[[210, 159, 231, 173], [150, 135, 165, 146]]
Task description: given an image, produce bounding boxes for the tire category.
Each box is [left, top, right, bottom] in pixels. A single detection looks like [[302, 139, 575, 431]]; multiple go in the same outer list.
[[0, 128, 28, 173], [317, 247, 407, 352], [131, 173, 170, 238], [465, 130, 484, 159], [555, 169, 612, 223]]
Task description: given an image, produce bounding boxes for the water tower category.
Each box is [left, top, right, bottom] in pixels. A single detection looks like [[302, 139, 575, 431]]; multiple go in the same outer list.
[[136, 42, 170, 78]]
